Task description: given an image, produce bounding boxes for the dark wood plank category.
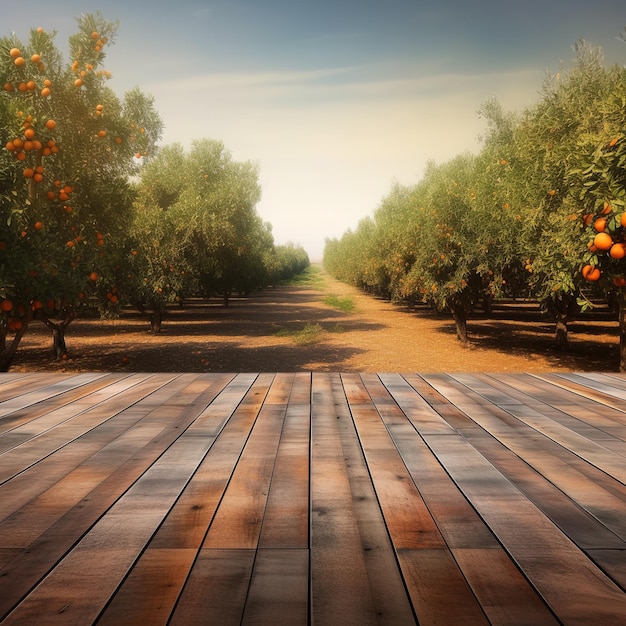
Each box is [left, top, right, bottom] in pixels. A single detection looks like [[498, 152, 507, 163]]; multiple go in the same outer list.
[[97, 373, 269, 624], [0, 374, 177, 483], [413, 376, 626, 624], [310, 372, 379, 625], [1, 372, 626, 625], [258, 374, 310, 548], [369, 374, 560, 625], [422, 373, 626, 542], [202, 376, 285, 549], [241, 548, 309, 625], [330, 373, 417, 626], [169, 549, 255, 625], [343, 373, 490, 625], [0, 373, 242, 621]]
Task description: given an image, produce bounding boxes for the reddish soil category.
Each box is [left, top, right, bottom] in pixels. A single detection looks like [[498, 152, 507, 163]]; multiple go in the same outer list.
[[11, 269, 622, 373]]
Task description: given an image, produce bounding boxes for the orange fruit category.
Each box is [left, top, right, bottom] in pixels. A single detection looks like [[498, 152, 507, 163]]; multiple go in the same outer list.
[[74, 78, 83, 88], [34, 221, 44, 230], [613, 276, 626, 287], [0, 299, 14, 312], [610, 243, 626, 259], [601, 201, 612, 215], [582, 265, 601, 282], [9, 48, 20, 59], [593, 217, 606, 232], [14, 56, 25, 67], [97, 130, 106, 137], [30, 54, 41, 63], [621, 213, 626, 228], [89, 271, 99, 281], [23, 167, 34, 178], [45, 119, 56, 130], [609, 137, 619, 147], [41, 87, 51, 98], [33, 172, 44, 183], [593, 232, 613, 251]]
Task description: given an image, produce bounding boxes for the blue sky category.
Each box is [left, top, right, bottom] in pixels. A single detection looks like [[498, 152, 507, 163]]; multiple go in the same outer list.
[[4, 1, 626, 259]]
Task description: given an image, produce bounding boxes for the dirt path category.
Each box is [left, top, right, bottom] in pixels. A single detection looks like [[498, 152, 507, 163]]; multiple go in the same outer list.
[[13, 268, 621, 372]]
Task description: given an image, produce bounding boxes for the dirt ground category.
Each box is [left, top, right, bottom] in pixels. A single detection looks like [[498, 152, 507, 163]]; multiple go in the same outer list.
[[11, 268, 622, 373]]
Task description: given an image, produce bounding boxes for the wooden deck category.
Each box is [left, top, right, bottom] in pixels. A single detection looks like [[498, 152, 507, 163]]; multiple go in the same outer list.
[[0, 372, 625, 624]]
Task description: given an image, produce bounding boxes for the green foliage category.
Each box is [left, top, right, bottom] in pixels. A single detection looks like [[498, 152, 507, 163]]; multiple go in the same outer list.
[[323, 34, 626, 355], [323, 294, 355, 312], [276, 322, 324, 345], [0, 14, 162, 363]]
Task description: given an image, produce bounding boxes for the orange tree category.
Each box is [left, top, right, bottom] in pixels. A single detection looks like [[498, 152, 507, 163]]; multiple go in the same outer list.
[[574, 132, 626, 369], [125, 139, 275, 332], [0, 14, 162, 368], [507, 41, 626, 349]]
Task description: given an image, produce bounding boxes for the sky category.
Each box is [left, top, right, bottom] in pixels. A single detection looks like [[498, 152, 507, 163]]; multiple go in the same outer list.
[[3, 1, 626, 260]]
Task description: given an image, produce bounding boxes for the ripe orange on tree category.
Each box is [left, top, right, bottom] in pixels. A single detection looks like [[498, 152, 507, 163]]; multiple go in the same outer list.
[[593, 232, 613, 251], [610, 243, 626, 259], [593, 217, 607, 232], [582, 264, 601, 281], [0, 299, 14, 312]]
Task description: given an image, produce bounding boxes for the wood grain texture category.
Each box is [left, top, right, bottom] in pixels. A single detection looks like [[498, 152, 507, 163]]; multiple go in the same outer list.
[[0, 372, 624, 624]]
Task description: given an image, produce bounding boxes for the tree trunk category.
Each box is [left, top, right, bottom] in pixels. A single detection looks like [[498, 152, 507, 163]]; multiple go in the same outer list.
[[150, 309, 163, 334], [551, 294, 578, 351], [449, 298, 469, 346], [555, 312, 569, 351], [618, 290, 626, 372], [42, 310, 76, 360], [0, 317, 30, 371], [223, 291, 230, 307]]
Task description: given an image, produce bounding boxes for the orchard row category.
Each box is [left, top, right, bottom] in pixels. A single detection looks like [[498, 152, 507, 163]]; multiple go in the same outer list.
[[323, 39, 626, 369], [0, 14, 308, 370]]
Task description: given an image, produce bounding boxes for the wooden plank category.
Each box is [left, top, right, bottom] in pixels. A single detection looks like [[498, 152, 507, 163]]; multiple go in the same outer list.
[[169, 549, 255, 625], [486, 373, 626, 449], [331, 374, 417, 625], [202, 376, 284, 549], [310, 372, 378, 625], [453, 374, 626, 476], [0, 374, 176, 483], [0, 374, 218, 523], [258, 375, 311, 548], [537, 372, 626, 410], [0, 373, 85, 415], [343, 374, 490, 625], [368, 374, 560, 626], [422, 373, 626, 542], [97, 373, 271, 624], [96, 548, 197, 625], [241, 548, 309, 625], [415, 425, 626, 623], [0, 373, 242, 620]]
